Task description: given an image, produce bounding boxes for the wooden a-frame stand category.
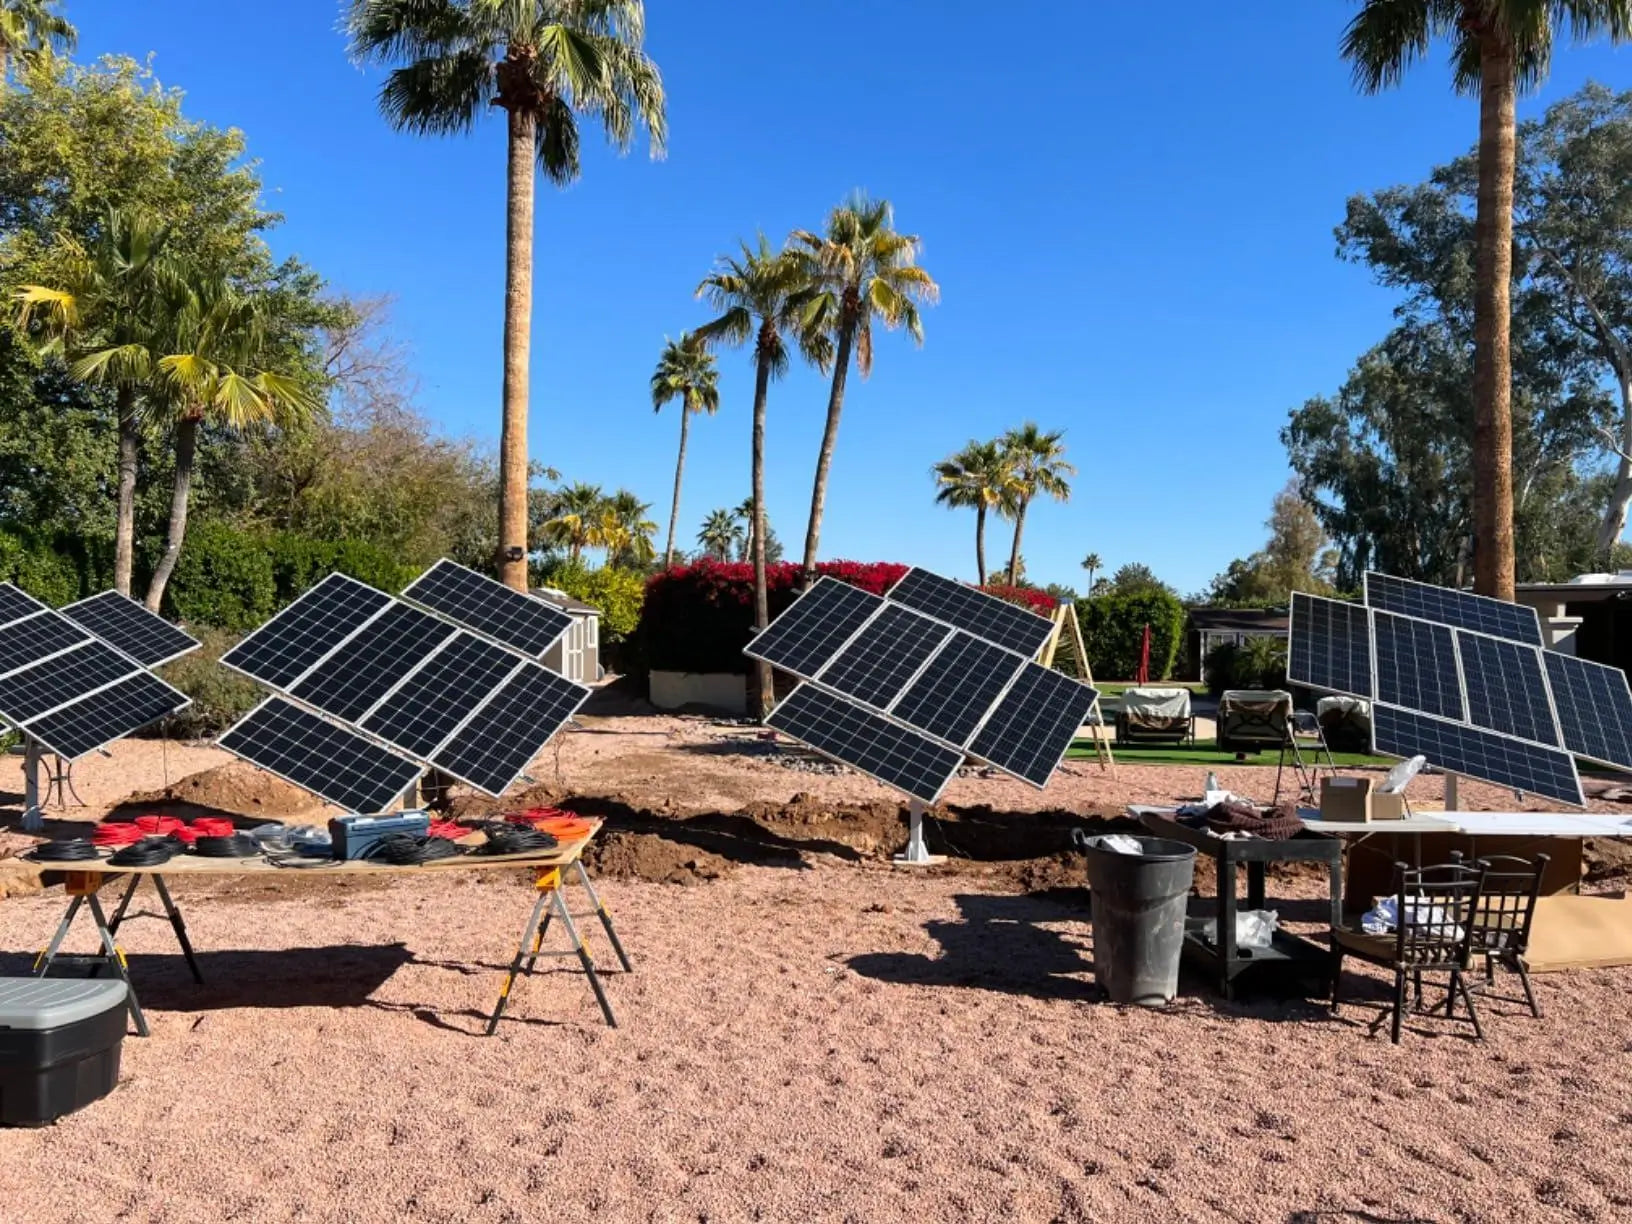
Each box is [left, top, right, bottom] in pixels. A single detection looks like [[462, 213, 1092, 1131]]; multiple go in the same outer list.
[[1040, 603, 1115, 775]]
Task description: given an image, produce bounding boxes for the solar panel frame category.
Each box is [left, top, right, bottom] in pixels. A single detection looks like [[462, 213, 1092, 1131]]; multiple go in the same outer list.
[[22, 671, 190, 761], [287, 601, 457, 724], [217, 696, 423, 815], [359, 632, 525, 761], [966, 663, 1101, 788], [60, 590, 200, 667], [1287, 592, 1373, 698], [1364, 572, 1543, 647], [742, 577, 886, 678], [885, 567, 1054, 658], [0, 639, 143, 725], [1454, 629, 1560, 748], [401, 558, 572, 659], [814, 604, 953, 710], [220, 572, 395, 690], [1371, 610, 1466, 722], [428, 662, 591, 797], [1542, 651, 1632, 772], [0, 610, 95, 680], [768, 682, 964, 805], [888, 631, 1029, 748], [0, 582, 48, 628], [1371, 702, 1585, 808]]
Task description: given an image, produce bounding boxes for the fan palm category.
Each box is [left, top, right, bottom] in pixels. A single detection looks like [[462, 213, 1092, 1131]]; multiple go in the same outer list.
[[1081, 552, 1102, 593], [0, 0, 74, 85], [1342, 0, 1632, 598], [932, 439, 1019, 585], [650, 332, 719, 567], [1000, 423, 1074, 585], [790, 193, 938, 585], [697, 507, 741, 560], [541, 480, 606, 562], [347, 0, 666, 590], [695, 235, 824, 716], [14, 210, 187, 596], [602, 488, 656, 567]]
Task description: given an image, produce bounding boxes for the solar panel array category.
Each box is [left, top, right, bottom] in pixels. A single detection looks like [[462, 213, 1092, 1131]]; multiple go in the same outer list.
[[1289, 571, 1632, 806], [748, 568, 1095, 797], [61, 591, 200, 666], [218, 562, 590, 807], [0, 582, 191, 760]]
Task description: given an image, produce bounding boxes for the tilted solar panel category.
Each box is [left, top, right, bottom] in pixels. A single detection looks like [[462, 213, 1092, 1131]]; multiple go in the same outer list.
[[743, 578, 883, 677], [768, 683, 963, 805], [1372, 611, 1464, 722], [967, 663, 1100, 788], [360, 632, 522, 760], [430, 662, 590, 796], [889, 631, 1027, 748], [1365, 572, 1543, 646], [1287, 592, 1372, 697], [0, 611, 93, 680], [221, 572, 393, 689], [0, 582, 48, 628], [0, 640, 140, 725], [218, 697, 423, 815], [25, 672, 189, 761], [816, 604, 951, 710], [61, 590, 200, 667], [288, 601, 456, 724], [402, 559, 572, 658], [886, 568, 1054, 657], [1543, 652, 1632, 771], [1455, 630, 1558, 747], [1372, 703, 1583, 808]]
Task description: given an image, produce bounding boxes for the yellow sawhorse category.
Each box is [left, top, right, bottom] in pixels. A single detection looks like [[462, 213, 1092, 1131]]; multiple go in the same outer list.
[[33, 872, 152, 1037]]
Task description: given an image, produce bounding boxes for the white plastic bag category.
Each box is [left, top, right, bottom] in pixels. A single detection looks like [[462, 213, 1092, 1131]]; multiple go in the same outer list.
[[1203, 909, 1279, 948]]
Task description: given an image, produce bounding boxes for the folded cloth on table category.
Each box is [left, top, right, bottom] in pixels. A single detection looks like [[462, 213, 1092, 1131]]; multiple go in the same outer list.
[[1205, 799, 1303, 841]]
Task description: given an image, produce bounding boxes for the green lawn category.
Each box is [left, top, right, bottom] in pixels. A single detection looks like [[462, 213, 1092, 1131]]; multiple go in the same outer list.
[[1095, 681, 1208, 697], [1068, 736, 1393, 769]]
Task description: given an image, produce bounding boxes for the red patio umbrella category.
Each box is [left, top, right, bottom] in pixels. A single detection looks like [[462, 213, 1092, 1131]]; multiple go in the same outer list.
[[1135, 623, 1152, 685]]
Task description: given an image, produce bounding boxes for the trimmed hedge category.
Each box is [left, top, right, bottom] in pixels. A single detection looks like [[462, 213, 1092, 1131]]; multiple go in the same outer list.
[[1079, 587, 1186, 682], [0, 529, 92, 605]]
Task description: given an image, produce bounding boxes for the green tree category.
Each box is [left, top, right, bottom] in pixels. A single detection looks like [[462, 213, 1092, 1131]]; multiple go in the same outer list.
[[650, 332, 718, 567], [1106, 562, 1173, 596], [1205, 481, 1337, 606], [347, 0, 666, 590], [999, 422, 1074, 584], [790, 193, 938, 584], [697, 507, 741, 560], [696, 236, 819, 716], [598, 488, 656, 568], [1080, 551, 1102, 592], [0, 0, 73, 85], [1342, 0, 1632, 600], [932, 439, 1016, 585], [540, 480, 606, 563], [732, 497, 784, 565]]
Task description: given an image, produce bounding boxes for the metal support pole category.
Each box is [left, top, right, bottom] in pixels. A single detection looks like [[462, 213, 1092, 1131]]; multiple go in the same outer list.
[[1444, 773, 1461, 812], [21, 738, 42, 832], [893, 799, 943, 866]]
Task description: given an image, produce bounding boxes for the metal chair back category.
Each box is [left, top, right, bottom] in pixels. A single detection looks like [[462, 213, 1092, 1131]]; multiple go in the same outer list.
[[1470, 854, 1548, 959], [1390, 859, 1486, 970]]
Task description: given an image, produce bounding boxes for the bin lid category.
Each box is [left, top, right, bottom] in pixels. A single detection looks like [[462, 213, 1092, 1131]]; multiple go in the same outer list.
[[0, 978, 128, 1029]]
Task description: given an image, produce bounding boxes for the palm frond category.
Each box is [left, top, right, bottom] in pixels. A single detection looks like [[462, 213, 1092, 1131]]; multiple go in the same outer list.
[[379, 47, 495, 135]]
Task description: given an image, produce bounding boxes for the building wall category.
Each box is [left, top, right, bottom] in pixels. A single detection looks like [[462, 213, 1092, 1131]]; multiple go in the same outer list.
[[542, 614, 600, 684]]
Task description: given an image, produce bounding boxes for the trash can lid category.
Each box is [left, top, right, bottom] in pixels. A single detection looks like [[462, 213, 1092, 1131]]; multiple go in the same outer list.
[[0, 978, 128, 1029]]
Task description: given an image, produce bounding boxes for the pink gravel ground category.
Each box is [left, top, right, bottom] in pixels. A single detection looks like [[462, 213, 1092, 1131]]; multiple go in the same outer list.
[[1, 726, 1631, 1222]]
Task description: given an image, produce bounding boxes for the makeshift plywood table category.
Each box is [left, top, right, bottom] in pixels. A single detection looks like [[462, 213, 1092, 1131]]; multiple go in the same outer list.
[[21, 821, 630, 1037], [1129, 805, 1343, 1000]]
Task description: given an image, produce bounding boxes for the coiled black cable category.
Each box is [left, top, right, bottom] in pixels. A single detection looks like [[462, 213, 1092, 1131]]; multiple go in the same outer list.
[[472, 822, 558, 856], [109, 837, 179, 867], [364, 833, 464, 866], [192, 833, 261, 859], [29, 838, 102, 862]]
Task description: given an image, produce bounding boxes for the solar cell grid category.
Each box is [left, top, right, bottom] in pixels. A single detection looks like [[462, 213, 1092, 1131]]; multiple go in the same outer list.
[[968, 663, 1099, 787], [0, 582, 46, 627], [221, 573, 393, 689], [402, 559, 572, 657], [61, 590, 199, 666], [816, 604, 950, 709], [289, 601, 455, 723], [361, 632, 521, 759], [886, 568, 1053, 657], [1372, 703, 1583, 808], [431, 663, 589, 796], [1372, 611, 1464, 721], [1544, 652, 1632, 770], [1366, 572, 1543, 646], [0, 640, 138, 724], [218, 698, 423, 815], [0, 611, 93, 679], [768, 683, 963, 804], [25, 672, 188, 760], [1287, 592, 1372, 697], [1456, 631, 1558, 747], [742, 578, 883, 677], [890, 632, 1027, 747]]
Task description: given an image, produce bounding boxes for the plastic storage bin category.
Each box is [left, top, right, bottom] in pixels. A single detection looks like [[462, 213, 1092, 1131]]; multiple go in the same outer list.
[[0, 978, 128, 1126]]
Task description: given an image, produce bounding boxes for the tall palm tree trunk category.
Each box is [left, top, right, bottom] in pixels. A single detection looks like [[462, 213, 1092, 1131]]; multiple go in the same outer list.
[[800, 322, 854, 588], [975, 502, 987, 586], [145, 415, 198, 612], [1007, 499, 1030, 585], [664, 405, 690, 568], [497, 106, 537, 591], [750, 349, 773, 719], [1471, 34, 1517, 599], [114, 386, 139, 596]]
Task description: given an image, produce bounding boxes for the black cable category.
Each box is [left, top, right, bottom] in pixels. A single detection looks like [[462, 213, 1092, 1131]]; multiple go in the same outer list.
[[265, 852, 343, 869], [363, 833, 464, 866], [192, 833, 261, 859], [109, 837, 178, 867], [29, 838, 102, 862], [472, 822, 558, 856]]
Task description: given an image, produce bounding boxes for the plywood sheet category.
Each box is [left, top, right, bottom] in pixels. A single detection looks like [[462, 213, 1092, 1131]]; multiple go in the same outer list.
[[1528, 892, 1632, 973]]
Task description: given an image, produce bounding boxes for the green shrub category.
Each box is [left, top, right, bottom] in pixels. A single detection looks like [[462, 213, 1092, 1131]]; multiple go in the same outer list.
[[537, 558, 645, 649], [0, 529, 88, 604], [1203, 636, 1289, 696], [1079, 587, 1186, 681], [158, 627, 261, 737], [163, 521, 278, 630]]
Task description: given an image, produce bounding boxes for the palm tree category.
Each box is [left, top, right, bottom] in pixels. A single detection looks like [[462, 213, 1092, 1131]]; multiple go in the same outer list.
[[790, 193, 938, 585], [0, 0, 74, 85], [601, 488, 656, 568], [650, 333, 719, 567], [1000, 423, 1074, 585], [697, 507, 741, 560], [15, 210, 186, 596], [695, 236, 824, 717], [347, 0, 666, 591], [1342, 2, 1632, 599], [145, 286, 321, 611], [541, 480, 606, 563], [1081, 552, 1102, 593], [932, 439, 1018, 585]]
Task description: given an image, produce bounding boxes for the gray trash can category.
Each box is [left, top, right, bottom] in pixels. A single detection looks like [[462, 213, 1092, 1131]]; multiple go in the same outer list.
[[1074, 832, 1197, 1006]]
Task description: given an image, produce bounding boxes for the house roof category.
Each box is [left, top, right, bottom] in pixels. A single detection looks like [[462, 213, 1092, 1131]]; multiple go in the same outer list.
[[1187, 607, 1289, 634], [531, 587, 601, 616]]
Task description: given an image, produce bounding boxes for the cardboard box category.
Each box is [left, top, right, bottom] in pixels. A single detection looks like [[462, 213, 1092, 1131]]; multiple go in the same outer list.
[[1319, 775, 1406, 822]]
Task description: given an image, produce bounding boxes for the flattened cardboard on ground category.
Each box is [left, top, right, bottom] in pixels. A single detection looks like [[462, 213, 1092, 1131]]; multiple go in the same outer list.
[[1527, 892, 1632, 973]]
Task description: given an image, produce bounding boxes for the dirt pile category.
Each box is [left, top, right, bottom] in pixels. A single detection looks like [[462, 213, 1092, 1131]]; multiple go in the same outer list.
[[582, 830, 733, 885], [124, 761, 320, 822]]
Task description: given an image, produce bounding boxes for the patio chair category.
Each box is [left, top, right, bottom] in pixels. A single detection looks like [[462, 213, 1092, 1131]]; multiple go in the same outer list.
[[1114, 687, 1194, 747], [1217, 689, 1293, 757], [1468, 853, 1549, 1018], [1330, 858, 1487, 1044]]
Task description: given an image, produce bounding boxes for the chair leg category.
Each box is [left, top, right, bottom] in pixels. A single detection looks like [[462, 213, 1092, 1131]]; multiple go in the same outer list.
[[1391, 971, 1406, 1044], [1454, 970, 1483, 1041], [1329, 952, 1344, 1014], [1485, 954, 1496, 986], [1412, 969, 1424, 1010], [1516, 960, 1542, 1019]]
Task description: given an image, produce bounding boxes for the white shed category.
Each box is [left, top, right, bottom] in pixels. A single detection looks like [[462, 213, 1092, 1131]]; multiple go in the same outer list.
[[532, 587, 601, 684]]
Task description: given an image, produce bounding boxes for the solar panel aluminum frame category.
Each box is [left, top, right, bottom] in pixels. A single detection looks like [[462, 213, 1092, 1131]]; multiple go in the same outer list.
[[400, 557, 574, 660], [1362, 571, 1544, 646], [1286, 592, 1373, 697], [741, 578, 888, 677], [10, 666, 191, 761], [60, 590, 201, 667], [1448, 623, 1568, 754], [423, 663, 593, 797], [1370, 701, 1587, 809], [0, 611, 97, 681], [1541, 651, 1632, 773], [0, 581, 49, 630], [769, 681, 963, 804]]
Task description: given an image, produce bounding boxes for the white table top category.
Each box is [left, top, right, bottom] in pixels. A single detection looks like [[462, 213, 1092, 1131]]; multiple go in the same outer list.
[[1127, 803, 1632, 839]]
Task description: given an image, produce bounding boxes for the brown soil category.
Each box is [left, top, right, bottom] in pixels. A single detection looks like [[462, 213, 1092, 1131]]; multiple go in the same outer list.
[[123, 759, 322, 822]]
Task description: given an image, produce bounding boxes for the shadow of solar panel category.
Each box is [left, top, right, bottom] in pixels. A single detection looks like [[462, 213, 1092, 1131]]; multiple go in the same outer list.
[[222, 573, 392, 689], [1287, 593, 1372, 697], [1373, 611, 1463, 721], [1456, 631, 1558, 747], [61, 590, 199, 666], [1544, 652, 1632, 770], [1366, 572, 1542, 646], [430, 663, 590, 796], [289, 601, 456, 723], [768, 683, 963, 804], [361, 632, 521, 759], [816, 604, 950, 709], [743, 578, 883, 677], [967, 663, 1099, 788], [890, 632, 1027, 747], [402, 559, 572, 657], [1372, 703, 1583, 808], [25, 672, 188, 760], [0, 640, 138, 724], [0, 611, 92, 680], [886, 568, 1053, 657], [0, 582, 47, 628], [219, 697, 423, 814]]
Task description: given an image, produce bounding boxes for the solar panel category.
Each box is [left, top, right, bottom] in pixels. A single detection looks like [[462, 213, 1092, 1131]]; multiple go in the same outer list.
[[402, 559, 572, 658], [1372, 611, 1464, 721], [886, 568, 1054, 657], [768, 683, 964, 804], [0, 582, 47, 627], [890, 632, 1027, 747], [430, 663, 590, 796], [221, 573, 393, 689], [0, 611, 93, 679], [1287, 592, 1372, 697], [1455, 631, 1558, 747], [967, 663, 1099, 787], [1543, 652, 1632, 770], [24, 672, 188, 760], [61, 590, 199, 666], [288, 601, 456, 724], [0, 640, 139, 724], [218, 697, 423, 814], [1365, 572, 1543, 646], [742, 578, 883, 677], [816, 604, 951, 709], [360, 632, 522, 759], [1372, 703, 1584, 808]]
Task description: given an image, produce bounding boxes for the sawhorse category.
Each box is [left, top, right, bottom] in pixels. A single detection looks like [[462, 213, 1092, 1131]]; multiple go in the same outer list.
[[487, 860, 632, 1035]]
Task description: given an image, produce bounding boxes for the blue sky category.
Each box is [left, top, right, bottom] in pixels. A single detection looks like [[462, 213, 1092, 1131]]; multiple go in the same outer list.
[[73, 1, 1632, 595]]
